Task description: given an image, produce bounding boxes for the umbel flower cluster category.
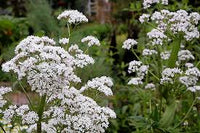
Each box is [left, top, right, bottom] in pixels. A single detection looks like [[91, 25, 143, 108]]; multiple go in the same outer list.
[[123, 0, 200, 97], [122, 0, 200, 129], [1, 10, 116, 133]]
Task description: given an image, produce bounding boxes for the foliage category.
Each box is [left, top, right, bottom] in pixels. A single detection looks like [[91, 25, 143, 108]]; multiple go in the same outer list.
[[26, 0, 60, 37]]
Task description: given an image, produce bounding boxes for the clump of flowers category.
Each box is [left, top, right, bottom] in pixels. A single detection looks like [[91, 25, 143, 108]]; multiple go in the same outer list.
[[123, 0, 200, 130], [0, 10, 115, 133]]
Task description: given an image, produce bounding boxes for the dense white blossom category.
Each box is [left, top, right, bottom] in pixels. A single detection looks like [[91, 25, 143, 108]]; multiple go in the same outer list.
[[128, 77, 143, 85], [150, 10, 200, 41], [142, 49, 158, 56], [128, 60, 142, 73], [122, 39, 138, 50], [178, 50, 195, 61], [147, 29, 167, 45], [1, 22, 115, 133], [57, 10, 88, 24], [0, 87, 12, 108], [185, 63, 194, 68], [160, 51, 171, 60], [139, 14, 150, 23], [80, 76, 113, 96], [59, 38, 69, 45], [81, 36, 100, 47], [187, 86, 200, 92], [143, 0, 168, 9], [1, 12, 115, 132], [179, 66, 200, 92], [128, 60, 148, 81], [74, 53, 95, 68], [22, 111, 39, 124], [16, 105, 29, 116], [3, 105, 17, 123], [161, 68, 182, 84], [145, 83, 156, 90]]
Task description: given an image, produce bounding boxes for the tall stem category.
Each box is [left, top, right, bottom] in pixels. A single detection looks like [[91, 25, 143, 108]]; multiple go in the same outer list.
[[37, 95, 46, 133], [168, 38, 181, 68]]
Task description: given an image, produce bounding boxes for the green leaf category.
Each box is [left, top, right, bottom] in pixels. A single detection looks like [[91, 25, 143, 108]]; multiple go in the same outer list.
[[159, 101, 177, 128]]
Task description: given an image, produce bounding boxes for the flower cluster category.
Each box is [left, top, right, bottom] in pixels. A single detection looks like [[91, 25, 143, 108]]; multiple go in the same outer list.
[[124, 1, 200, 97], [180, 67, 200, 92], [57, 10, 88, 24], [59, 38, 69, 45], [122, 39, 138, 50], [127, 60, 149, 85], [142, 49, 158, 56], [80, 76, 113, 96], [143, 0, 168, 9], [1, 10, 115, 133], [0, 87, 12, 112], [142, 10, 200, 41], [160, 68, 182, 84], [81, 35, 101, 47]]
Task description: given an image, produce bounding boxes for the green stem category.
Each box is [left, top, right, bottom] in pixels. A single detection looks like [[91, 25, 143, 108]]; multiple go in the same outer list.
[[131, 48, 159, 80], [19, 82, 34, 110], [67, 23, 71, 39], [168, 38, 181, 68], [174, 98, 196, 128], [0, 125, 6, 133], [37, 95, 46, 133]]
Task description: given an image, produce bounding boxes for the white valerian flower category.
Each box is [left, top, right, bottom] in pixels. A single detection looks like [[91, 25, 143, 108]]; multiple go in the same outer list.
[[161, 0, 168, 5], [179, 76, 198, 87], [187, 86, 200, 92], [185, 63, 194, 68], [150, 10, 200, 41], [143, 0, 159, 9], [145, 83, 156, 90], [147, 29, 167, 45], [1, 10, 116, 133], [122, 39, 138, 50], [81, 36, 100, 47], [185, 67, 200, 77], [179, 66, 200, 92], [143, 0, 168, 9], [22, 111, 39, 124], [59, 38, 69, 45], [161, 68, 182, 84], [138, 65, 149, 78], [128, 77, 143, 85], [3, 105, 17, 123], [80, 76, 113, 96], [128, 60, 148, 81], [142, 49, 158, 56], [57, 10, 88, 24], [160, 51, 171, 60], [16, 105, 29, 116], [68, 44, 83, 54], [74, 53, 95, 68], [178, 50, 195, 61], [139, 14, 150, 23], [128, 60, 142, 73]]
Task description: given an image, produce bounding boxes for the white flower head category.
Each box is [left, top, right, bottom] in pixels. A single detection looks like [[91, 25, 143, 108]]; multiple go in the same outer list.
[[145, 83, 156, 90], [142, 49, 158, 56], [81, 36, 100, 47], [139, 14, 150, 23], [128, 77, 143, 85], [57, 10, 88, 24], [80, 76, 113, 96], [122, 39, 138, 50], [59, 38, 69, 45]]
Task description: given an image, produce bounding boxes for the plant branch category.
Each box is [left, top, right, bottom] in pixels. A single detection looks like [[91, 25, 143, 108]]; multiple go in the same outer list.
[[174, 98, 197, 128]]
